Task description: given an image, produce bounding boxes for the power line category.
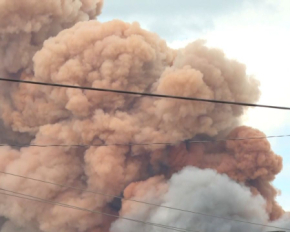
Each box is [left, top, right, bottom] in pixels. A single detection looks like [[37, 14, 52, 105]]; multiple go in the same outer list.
[[0, 77, 289, 230], [0, 142, 172, 148], [1, 78, 290, 110], [0, 188, 197, 232], [1, 134, 290, 149], [1, 189, 289, 232], [0, 171, 289, 231]]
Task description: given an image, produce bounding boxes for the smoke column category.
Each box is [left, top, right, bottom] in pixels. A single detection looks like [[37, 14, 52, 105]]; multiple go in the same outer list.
[[0, 1, 288, 232], [111, 167, 269, 232]]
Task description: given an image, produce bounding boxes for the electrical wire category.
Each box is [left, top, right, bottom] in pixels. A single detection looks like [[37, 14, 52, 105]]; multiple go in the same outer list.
[[1, 78, 290, 110], [0, 134, 290, 149], [1, 77, 289, 230], [0, 171, 290, 231], [0, 188, 198, 232]]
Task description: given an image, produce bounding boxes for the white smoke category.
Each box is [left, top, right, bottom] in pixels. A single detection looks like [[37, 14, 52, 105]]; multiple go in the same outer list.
[[111, 167, 269, 232], [270, 214, 290, 230]]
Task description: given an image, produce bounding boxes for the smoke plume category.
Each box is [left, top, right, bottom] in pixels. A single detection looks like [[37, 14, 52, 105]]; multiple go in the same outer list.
[[0, 0, 103, 77], [111, 167, 269, 232], [0, 1, 288, 232]]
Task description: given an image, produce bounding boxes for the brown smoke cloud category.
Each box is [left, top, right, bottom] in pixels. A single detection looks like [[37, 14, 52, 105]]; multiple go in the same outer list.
[[0, 1, 287, 232], [151, 126, 283, 220], [0, 0, 103, 77]]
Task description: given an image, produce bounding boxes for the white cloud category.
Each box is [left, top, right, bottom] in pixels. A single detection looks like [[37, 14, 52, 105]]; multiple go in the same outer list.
[[206, 27, 290, 133], [169, 0, 290, 133], [99, 0, 266, 41]]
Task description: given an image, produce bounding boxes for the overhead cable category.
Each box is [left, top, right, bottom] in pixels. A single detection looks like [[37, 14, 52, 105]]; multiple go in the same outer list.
[[1, 171, 290, 231], [0, 188, 197, 232], [1, 134, 290, 149], [1, 78, 290, 110]]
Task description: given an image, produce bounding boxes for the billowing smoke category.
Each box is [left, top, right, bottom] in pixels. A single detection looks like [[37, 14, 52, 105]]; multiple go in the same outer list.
[[0, 1, 288, 232], [0, 0, 103, 77], [161, 126, 283, 220], [111, 167, 269, 232]]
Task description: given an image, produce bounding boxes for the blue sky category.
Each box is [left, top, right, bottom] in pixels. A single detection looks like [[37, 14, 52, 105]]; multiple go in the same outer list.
[[99, 0, 290, 211], [271, 126, 290, 211]]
